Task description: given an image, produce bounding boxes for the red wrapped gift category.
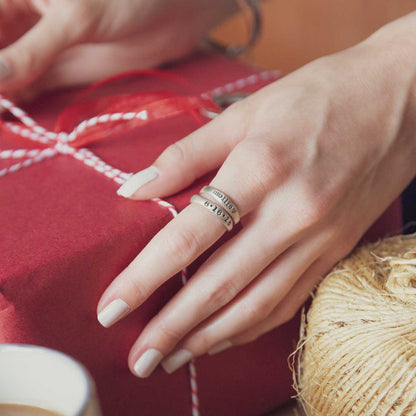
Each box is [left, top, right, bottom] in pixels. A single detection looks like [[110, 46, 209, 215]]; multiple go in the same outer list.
[[0, 53, 402, 416]]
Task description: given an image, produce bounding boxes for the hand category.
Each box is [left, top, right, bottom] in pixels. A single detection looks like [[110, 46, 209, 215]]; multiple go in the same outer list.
[[0, 0, 237, 98], [97, 12, 416, 377]]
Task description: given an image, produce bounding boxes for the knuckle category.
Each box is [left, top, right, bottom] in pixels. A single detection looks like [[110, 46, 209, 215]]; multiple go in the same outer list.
[[162, 141, 187, 166], [202, 279, 239, 312], [247, 141, 282, 187], [195, 331, 211, 350], [221, 99, 247, 126], [294, 178, 346, 232], [164, 228, 203, 262], [225, 98, 246, 115], [240, 300, 271, 324], [125, 275, 152, 301], [230, 141, 281, 197], [156, 321, 183, 344], [295, 194, 333, 231], [214, 101, 249, 148]]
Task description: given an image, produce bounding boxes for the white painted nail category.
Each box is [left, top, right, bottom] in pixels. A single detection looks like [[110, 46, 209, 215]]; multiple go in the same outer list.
[[97, 299, 130, 328], [208, 340, 233, 355], [0, 59, 10, 79], [134, 349, 164, 378], [117, 165, 159, 198], [161, 349, 193, 374]]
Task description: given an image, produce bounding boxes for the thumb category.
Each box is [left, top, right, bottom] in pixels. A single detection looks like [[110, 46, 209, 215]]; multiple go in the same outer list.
[[116, 106, 247, 200], [0, 3, 91, 92]]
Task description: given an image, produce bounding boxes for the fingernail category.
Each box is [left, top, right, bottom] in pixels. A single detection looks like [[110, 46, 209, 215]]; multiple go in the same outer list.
[[134, 348, 164, 378], [117, 165, 159, 198], [97, 299, 130, 328], [208, 340, 233, 355], [161, 349, 193, 374], [0, 58, 10, 79]]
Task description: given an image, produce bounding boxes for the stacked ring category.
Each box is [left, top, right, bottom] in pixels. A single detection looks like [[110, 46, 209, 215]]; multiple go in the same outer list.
[[199, 186, 240, 225], [190, 195, 234, 231], [190, 186, 241, 232]]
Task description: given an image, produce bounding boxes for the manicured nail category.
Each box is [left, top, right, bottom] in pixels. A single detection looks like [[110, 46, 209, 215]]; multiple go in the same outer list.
[[208, 340, 233, 355], [117, 165, 159, 198], [97, 299, 130, 328], [0, 58, 10, 79], [134, 349, 164, 378], [161, 349, 193, 374]]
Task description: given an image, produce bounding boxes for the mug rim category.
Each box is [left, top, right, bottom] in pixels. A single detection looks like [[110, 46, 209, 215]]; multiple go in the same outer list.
[[0, 344, 92, 416]]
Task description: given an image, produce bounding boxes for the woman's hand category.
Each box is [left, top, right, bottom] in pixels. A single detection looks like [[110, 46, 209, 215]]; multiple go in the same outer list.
[[0, 0, 236, 97], [96, 13, 416, 377]]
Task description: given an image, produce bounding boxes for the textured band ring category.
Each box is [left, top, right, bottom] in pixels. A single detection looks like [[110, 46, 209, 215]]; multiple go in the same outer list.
[[199, 186, 240, 225], [190, 194, 234, 231]]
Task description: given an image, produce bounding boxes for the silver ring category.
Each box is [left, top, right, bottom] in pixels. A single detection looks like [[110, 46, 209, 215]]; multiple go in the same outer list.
[[199, 186, 240, 225], [190, 194, 234, 231]]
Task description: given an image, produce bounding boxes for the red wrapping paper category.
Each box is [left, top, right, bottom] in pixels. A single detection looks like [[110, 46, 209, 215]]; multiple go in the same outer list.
[[0, 52, 402, 416]]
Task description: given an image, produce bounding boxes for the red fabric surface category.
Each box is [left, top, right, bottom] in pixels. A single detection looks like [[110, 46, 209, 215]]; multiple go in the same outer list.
[[0, 52, 402, 416]]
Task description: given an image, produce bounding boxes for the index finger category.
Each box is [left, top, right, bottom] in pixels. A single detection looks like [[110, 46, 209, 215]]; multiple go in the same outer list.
[[96, 201, 228, 328]]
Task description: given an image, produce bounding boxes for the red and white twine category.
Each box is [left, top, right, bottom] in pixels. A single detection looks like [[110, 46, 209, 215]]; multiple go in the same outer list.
[[0, 69, 280, 416]]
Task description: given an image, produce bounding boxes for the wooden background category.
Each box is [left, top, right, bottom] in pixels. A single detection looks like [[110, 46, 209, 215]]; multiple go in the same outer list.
[[214, 0, 416, 72]]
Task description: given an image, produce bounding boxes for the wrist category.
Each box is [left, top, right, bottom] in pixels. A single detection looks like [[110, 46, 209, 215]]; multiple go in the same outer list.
[[361, 12, 416, 171]]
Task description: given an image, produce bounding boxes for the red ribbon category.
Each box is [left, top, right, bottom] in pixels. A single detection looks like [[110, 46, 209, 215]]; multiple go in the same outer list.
[[53, 69, 221, 148]]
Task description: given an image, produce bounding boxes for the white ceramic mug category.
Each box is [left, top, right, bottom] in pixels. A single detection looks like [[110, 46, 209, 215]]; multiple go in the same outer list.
[[0, 344, 102, 416]]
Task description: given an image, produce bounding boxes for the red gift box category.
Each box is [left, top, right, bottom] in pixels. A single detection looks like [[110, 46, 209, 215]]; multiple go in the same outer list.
[[0, 53, 402, 416]]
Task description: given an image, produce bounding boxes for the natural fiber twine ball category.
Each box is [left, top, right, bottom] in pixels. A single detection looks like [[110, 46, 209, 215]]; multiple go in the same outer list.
[[294, 233, 416, 416]]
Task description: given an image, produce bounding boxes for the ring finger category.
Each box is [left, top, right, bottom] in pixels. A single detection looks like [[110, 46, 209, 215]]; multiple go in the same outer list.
[[158, 230, 334, 373], [229, 255, 341, 348]]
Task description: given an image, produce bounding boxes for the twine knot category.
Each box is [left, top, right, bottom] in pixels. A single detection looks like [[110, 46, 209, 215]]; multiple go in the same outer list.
[[54, 132, 75, 155]]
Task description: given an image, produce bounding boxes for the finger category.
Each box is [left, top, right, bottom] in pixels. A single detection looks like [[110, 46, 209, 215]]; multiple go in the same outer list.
[[98, 174, 303, 331], [0, 2, 90, 92], [26, 42, 161, 93], [116, 103, 248, 200], [124, 178, 324, 377], [97, 193, 281, 329], [156, 232, 326, 374], [228, 257, 338, 348], [0, 1, 40, 49], [98, 137, 286, 331], [96, 203, 227, 326]]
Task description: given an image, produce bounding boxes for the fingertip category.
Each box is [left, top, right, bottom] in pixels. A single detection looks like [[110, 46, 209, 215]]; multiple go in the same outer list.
[[116, 165, 159, 199], [97, 298, 131, 328]]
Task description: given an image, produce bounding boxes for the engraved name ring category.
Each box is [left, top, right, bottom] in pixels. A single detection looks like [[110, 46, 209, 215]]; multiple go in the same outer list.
[[199, 186, 241, 225], [190, 194, 234, 231]]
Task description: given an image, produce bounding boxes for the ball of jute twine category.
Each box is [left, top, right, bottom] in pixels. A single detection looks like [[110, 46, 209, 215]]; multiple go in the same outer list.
[[291, 233, 416, 416]]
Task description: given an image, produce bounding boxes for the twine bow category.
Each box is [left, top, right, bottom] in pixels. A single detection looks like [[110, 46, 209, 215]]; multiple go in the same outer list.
[[0, 93, 211, 184]]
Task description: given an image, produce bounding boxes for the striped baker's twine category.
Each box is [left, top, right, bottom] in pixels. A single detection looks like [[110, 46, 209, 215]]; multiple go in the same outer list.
[[0, 69, 281, 415], [201, 69, 281, 99]]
